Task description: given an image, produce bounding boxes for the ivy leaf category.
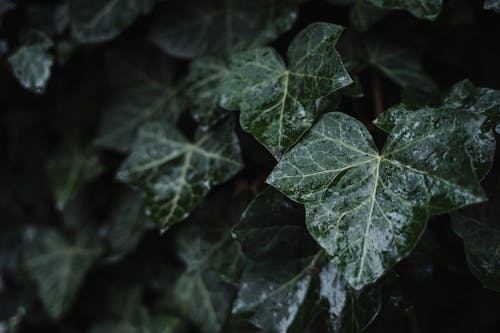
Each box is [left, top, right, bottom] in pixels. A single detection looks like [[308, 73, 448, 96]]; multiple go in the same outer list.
[[46, 143, 103, 209], [451, 167, 500, 292], [364, 37, 438, 96], [149, 0, 299, 59], [350, 0, 390, 32], [69, 0, 155, 44], [220, 22, 352, 158], [235, 187, 317, 260], [484, 0, 500, 13], [185, 57, 230, 128], [366, 0, 443, 20], [8, 30, 53, 93], [375, 79, 500, 179], [117, 118, 243, 227], [22, 228, 103, 318], [234, 189, 381, 332], [268, 111, 486, 288], [96, 45, 185, 152]]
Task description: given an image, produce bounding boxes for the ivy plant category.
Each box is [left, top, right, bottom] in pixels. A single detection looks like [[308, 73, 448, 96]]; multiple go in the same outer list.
[[0, 1, 499, 333]]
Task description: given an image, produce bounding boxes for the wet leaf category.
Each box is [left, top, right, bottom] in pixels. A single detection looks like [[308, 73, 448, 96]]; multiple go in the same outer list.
[[69, 0, 155, 43], [149, 0, 299, 59], [117, 118, 243, 227], [8, 30, 53, 93], [220, 22, 352, 157], [366, 0, 443, 20], [96, 45, 185, 152], [268, 111, 486, 288], [22, 228, 103, 318]]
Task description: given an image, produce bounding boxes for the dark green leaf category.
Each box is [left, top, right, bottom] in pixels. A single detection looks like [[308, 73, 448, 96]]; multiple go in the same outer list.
[[366, 0, 442, 20], [235, 187, 317, 260], [350, 0, 389, 32], [8, 30, 53, 93], [69, 0, 155, 43], [117, 118, 243, 227], [364, 37, 438, 95], [220, 22, 352, 157], [96, 45, 185, 152], [46, 143, 103, 209], [22, 228, 103, 318], [149, 0, 299, 59], [268, 111, 485, 288], [185, 57, 230, 128]]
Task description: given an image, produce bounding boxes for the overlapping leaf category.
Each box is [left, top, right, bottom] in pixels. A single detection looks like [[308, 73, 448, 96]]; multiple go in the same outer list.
[[149, 0, 299, 59], [220, 22, 352, 157], [375, 80, 500, 178], [22, 228, 103, 318], [367, 0, 442, 20], [268, 111, 486, 288], [117, 118, 243, 227], [96, 44, 185, 151], [233, 188, 381, 333], [69, 0, 155, 43], [8, 30, 53, 93]]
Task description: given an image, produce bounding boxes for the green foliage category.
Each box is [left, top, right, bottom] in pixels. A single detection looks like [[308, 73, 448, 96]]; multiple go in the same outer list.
[[1, 1, 500, 333]]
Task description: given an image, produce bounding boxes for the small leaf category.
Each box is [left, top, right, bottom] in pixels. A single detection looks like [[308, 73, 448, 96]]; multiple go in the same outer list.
[[69, 0, 155, 44], [220, 22, 352, 157], [484, 0, 500, 13], [185, 57, 230, 128], [366, 0, 443, 20], [46, 143, 103, 209], [364, 37, 438, 96], [117, 118, 243, 227], [22, 228, 103, 318], [8, 30, 53, 93], [149, 0, 299, 59], [96, 45, 185, 151], [268, 111, 486, 288]]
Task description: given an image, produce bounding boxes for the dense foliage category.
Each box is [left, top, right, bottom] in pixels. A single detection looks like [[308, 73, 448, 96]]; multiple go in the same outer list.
[[1, 1, 499, 332]]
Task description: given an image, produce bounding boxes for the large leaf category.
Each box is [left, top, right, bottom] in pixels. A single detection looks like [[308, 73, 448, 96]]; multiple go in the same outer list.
[[220, 22, 352, 157], [451, 167, 500, 292], [484, 0, 500, 13], [117, 118, 243, 227], [366, 0, 443, 20], [268, 111, 486, 288], [22, 228, 103, 318], [185, 57, 230, 128], [375, 79, 500, 179], [69, 0, 155, 43], [149, 0, 299, 59], [96, 44, 185, 152], [234, 189, 381, 332], [8, 30, 53, 93]]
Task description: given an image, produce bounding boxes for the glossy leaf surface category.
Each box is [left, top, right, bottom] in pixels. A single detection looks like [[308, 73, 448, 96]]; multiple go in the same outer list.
[[220, 22, 352, 157], [69, 0, 155, 43], [117, 119, 243, 227], [8, 30, 53, 93], [268, 111, 486, 288], [367, 0, 443, 20], [149, 0, 299, 59], [22, 229, 103, 318]]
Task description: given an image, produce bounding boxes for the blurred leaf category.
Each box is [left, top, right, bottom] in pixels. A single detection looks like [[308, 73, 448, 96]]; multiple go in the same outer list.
[[8, 30, 53, 93], [117, 118, 243, 227], [484, 0, 500, 13], [69, 0, 155, 43], [22, 229, 103, 318], [350, 0, 389, 32], [149, 0, 299, 59], [220, 22, 352, 158], [366, 0, 442, 20]]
